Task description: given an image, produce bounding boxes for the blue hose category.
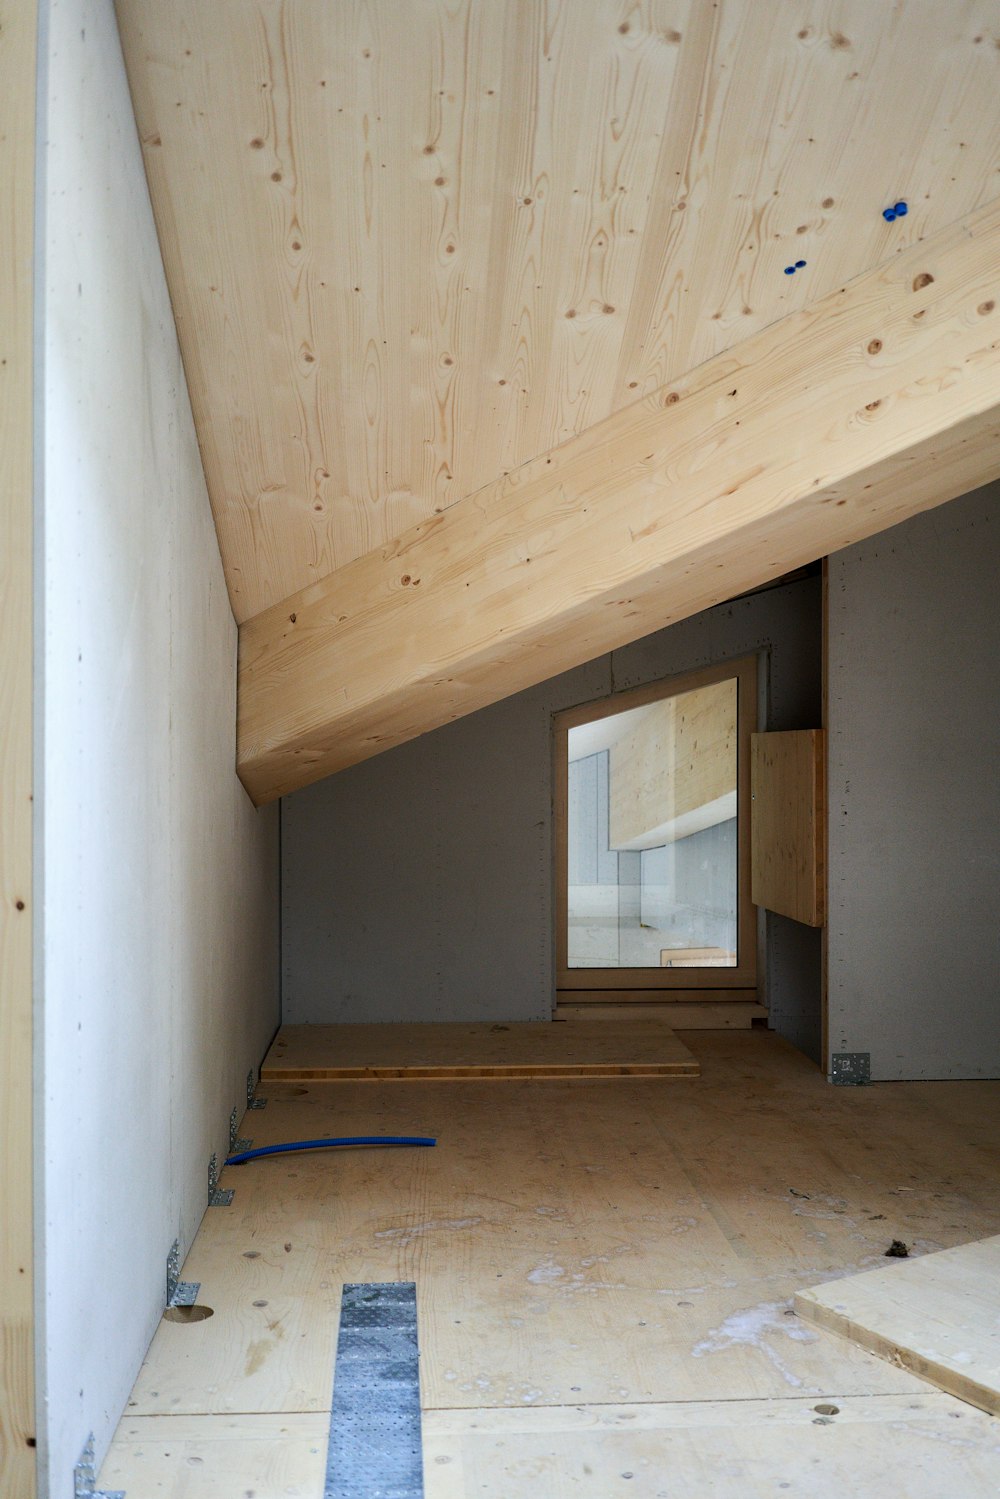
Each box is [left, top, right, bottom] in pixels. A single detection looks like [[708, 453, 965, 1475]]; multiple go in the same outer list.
[[225, 1135, 436, 1166]]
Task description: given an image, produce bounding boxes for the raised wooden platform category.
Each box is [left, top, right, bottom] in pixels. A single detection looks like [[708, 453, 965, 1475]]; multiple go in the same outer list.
[[261, 1021, 699, 1081], [796, 1233, 1000, 1416]]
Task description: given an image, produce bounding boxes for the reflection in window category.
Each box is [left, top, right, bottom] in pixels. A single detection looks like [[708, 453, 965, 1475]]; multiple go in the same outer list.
[[566, 680, 738, 970]]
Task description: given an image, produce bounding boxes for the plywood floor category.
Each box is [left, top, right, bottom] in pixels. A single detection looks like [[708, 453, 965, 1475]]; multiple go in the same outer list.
[[101, 1033, 1000, 1495], [261, 1020, 699, 1080]]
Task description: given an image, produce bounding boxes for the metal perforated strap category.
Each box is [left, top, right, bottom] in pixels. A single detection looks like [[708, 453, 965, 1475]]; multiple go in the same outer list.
[[326, 1281, 424, 1498]]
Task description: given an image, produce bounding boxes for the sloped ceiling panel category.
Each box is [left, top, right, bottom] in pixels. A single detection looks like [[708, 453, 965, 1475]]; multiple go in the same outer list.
[[116, 0, 1000, 622]]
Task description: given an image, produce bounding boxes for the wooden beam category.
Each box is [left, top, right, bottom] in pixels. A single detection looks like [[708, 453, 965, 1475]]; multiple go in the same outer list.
[[0, 0, 37, 1492], [238, 198, 1000, 804]]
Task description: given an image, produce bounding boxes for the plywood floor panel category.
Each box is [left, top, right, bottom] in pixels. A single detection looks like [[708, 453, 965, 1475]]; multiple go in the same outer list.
[[101, 1395, 1000, 1499], [796, 1233, 1000, 1416], [423, 1395, 1000, 1499], [103, 1035, 1000, 1494], [261, 1021, 699, 1079], [101, 1415, 328, 1496]]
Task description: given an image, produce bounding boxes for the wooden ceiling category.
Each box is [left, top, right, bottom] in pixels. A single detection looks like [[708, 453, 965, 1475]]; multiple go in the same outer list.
[[116, 0, 1000, 624]]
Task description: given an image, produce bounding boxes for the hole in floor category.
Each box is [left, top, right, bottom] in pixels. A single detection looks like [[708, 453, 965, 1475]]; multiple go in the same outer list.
[[813, 1403, 840, 1416], [163, 1304, 214, 1324]]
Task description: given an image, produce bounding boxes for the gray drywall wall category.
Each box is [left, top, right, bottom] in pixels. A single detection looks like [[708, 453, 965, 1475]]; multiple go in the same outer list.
[[35, 2, 280, 1488], [827, 482, 1000, 1081], [282, 575, 821, 1046]]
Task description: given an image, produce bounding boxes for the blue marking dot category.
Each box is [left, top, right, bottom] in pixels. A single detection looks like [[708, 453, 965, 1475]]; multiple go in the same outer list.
[[883, 208, 896, 222], [784, 265, 795, 275], [894, 200, 908, 216], [795, 259, 807, 269]]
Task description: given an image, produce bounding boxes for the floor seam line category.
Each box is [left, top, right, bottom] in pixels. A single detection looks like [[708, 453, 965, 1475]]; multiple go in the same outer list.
[[421, 1390, 934, 1413], [120, 1388, 925, 1421]]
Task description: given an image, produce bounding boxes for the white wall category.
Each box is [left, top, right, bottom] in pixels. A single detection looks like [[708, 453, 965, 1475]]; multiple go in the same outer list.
[[35, 1, 279, 1489], [827, 482, 1000, 1081]]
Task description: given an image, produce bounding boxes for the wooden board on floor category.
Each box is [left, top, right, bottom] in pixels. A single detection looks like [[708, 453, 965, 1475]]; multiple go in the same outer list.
[[261, 1021, 699, 1080], [795, 1233, 1000, 1416]]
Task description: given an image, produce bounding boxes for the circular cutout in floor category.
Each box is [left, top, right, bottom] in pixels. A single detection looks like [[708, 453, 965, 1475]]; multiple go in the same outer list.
[[813, 1403, 840, 1416], [163, 1304, 214, 1324]]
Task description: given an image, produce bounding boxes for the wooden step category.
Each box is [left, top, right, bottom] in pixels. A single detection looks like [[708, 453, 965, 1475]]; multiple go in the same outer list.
[[260, 1021, 699, 1081], [555, 1000, 768, 1029]]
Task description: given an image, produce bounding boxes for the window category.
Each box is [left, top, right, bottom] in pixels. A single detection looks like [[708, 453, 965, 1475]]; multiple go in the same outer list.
[[554, 658, 758, 994]]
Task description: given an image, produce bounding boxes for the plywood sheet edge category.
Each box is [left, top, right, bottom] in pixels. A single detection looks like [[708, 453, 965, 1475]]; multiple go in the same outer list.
[[795, 1234, 1000, 1418], [260, 1062, 700, 1081]]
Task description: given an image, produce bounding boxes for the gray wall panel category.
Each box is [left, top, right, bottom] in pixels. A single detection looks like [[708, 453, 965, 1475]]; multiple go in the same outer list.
[[827, 482, 1000, 1080], [766, 916, 823, 1065], [282, 579, 822, 1042]]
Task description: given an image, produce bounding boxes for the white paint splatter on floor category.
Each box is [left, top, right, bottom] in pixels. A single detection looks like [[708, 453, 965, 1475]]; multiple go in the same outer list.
[[374, 1216, 483, 1246], [692, 1299, 819, 1388], [527, 1258, 566, 1284]]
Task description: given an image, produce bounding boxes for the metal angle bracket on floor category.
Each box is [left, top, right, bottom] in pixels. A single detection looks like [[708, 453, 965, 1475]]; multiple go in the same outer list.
[[831, 1052, 871, 1086], [166, 1238, 200, 1308], [74, 1433, 125, 1499], [229, 1105, 252, 1157], [208, 1151, 234, 1207], [247, 1067, 267, 1109]]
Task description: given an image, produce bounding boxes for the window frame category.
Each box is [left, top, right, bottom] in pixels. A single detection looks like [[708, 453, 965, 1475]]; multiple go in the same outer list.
[[553, 655, 759, 994]]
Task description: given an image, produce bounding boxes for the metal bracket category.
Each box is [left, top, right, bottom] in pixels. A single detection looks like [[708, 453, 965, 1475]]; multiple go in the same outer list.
[[166, 1239, 200, 1308], [208, 1152, 234, 1207], [247, 1067, 267, 1110], [229, 1106, 252, 1157], [74, 1434, 125, 1499], [831, 1052, 871, 1086]]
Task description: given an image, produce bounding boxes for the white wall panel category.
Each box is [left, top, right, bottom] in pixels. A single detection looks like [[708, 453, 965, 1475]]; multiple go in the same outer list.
[[36, 2, 279, 1488]]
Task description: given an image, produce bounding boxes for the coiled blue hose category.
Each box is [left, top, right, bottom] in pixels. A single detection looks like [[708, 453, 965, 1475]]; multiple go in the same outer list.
[[225, 1135, 436, 1166]]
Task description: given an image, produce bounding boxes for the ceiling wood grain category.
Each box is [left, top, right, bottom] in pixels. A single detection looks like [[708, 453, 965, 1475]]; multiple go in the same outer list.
[[236, 196, 1000, 801], [116, 0, 1000, 621]]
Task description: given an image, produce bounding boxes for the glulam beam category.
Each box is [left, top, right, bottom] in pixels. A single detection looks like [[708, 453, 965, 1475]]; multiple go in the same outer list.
[[238, 198, 1000, 804]]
